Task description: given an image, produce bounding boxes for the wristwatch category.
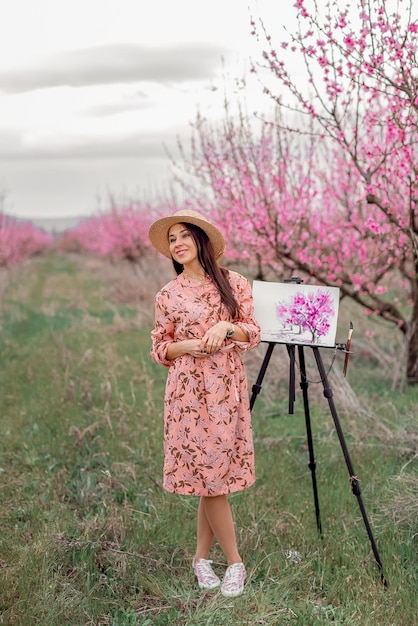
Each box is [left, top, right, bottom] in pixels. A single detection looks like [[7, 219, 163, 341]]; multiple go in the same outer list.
[[226, 324, 235, 338]]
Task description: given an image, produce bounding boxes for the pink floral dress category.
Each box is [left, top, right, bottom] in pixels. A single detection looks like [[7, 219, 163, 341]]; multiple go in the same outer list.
[[150, 270, 261, 497]]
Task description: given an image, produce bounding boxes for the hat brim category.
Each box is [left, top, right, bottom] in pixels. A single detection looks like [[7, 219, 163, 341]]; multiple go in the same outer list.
[[148, 213, 225, 259]]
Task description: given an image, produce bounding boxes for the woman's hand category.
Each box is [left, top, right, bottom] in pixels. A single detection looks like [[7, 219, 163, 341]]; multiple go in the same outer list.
[[186, 338, 212, 358], [201, 321, 231, 354], [166, 338, 209, 360], [167, 321, 246, 361]]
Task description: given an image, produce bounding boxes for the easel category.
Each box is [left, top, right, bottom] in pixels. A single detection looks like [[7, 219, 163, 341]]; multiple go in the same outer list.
[[250, 340, 388, 586]]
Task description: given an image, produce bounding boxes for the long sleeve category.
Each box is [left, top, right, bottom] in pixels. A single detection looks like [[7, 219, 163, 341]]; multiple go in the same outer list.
[[230, 273, 261, 353], [150, 289, 175, 367]]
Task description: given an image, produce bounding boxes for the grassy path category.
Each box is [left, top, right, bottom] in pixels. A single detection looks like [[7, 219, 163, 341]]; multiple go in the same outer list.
[[0, 255, 416, 625]]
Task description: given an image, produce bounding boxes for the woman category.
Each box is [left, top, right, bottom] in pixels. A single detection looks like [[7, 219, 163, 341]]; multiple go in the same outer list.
[[149, 209, 260, 598]]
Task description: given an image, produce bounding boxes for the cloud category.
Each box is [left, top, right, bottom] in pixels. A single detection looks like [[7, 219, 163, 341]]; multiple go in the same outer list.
[[82, 92, 151, 118], [0, 128, 181, 161], [0, 43, 230, 93], [86, 100, 149, 118]]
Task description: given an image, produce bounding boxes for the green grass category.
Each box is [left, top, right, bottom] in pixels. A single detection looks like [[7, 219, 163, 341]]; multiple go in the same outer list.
[[0, 254, 416, 625]]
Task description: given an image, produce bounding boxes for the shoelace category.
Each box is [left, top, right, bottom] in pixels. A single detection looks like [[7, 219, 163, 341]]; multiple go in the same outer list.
[[223, 563, 245, 588], [194, 559, 218, 583]]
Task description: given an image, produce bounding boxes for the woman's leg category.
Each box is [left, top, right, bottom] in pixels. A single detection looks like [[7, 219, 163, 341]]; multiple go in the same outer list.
[[194, 496, 215, 561], [200, 495, 241, 565]]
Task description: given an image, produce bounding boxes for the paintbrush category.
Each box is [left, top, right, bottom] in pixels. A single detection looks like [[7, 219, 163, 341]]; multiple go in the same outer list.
[[343, 321, 354, 376]]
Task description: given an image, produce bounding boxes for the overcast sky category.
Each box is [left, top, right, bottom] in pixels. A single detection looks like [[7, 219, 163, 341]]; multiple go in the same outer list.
[[0, 0, 288, 220]]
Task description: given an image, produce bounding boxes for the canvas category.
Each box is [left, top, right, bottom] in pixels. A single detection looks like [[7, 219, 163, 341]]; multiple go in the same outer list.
[[252, 280, 340, 348]]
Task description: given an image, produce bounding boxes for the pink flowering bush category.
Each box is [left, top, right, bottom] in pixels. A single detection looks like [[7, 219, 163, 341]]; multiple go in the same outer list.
[[61, 199, 181, 263], [0, 214, 53, 268], [62, 203, 154, 262]]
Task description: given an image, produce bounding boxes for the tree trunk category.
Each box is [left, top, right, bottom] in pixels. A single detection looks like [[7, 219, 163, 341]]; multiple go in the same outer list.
[[406, 285, 418, 384]]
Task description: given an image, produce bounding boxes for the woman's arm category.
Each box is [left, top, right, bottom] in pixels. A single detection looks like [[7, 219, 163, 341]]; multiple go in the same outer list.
[[151, 291, 212, 363], [200, 275, 260, 353], [228, 274, 261, 352]]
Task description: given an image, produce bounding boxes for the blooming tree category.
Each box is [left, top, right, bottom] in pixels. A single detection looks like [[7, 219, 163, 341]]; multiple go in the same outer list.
[[171, 0, 418, 383], [174, 107, 411, 316], [252, 0, 418, 382]]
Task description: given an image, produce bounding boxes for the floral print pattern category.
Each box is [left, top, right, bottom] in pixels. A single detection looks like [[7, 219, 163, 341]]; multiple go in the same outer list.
[[150, 270, 261, 496]]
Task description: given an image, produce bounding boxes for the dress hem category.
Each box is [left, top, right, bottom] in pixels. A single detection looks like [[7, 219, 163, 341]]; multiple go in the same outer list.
[[163, 479, 256, 497]]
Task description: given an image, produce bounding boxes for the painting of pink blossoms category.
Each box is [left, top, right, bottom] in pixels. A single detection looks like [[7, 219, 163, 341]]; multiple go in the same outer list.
[[252, 281, 340, 347]]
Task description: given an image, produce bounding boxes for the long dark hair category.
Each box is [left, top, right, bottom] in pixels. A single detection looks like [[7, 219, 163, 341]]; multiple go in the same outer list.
[[171, 222, 239, 318]]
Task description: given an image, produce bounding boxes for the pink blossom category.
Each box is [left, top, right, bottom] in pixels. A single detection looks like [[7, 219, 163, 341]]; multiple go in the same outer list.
[[366, 218, 380, 234], [344, 34, 356, 50], [337, 16, 347, 29]]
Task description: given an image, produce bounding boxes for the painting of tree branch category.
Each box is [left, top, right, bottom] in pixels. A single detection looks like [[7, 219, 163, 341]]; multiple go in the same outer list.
[[252, 281, 340, 347]]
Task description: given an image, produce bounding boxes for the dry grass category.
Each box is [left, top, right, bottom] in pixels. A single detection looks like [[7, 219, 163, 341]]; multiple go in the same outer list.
[[379, 473, 418, 530], [0, 252, 416, 626]]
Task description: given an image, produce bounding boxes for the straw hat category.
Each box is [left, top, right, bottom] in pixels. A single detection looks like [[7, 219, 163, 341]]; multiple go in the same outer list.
[[148, 209, 225, 259]]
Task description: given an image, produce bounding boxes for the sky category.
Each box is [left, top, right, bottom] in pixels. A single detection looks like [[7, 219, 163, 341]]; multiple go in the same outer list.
[[0, 0, 287, 221]]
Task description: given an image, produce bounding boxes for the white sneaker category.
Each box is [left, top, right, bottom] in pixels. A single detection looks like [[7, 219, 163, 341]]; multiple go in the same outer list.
[[221, 562, 246, 597], [193, 558, 221, 590]]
